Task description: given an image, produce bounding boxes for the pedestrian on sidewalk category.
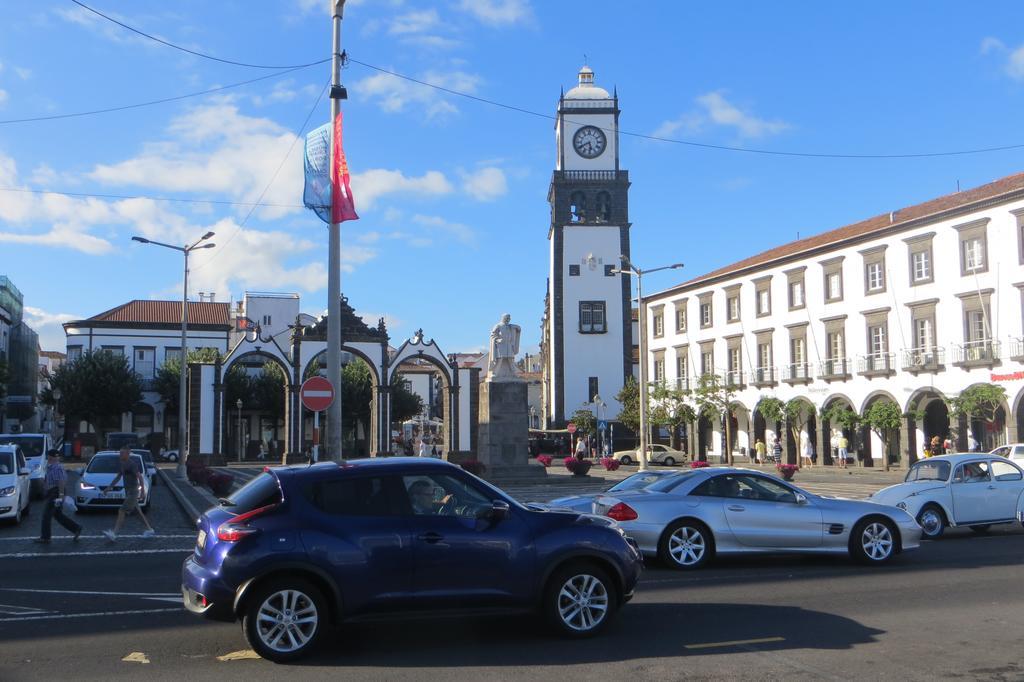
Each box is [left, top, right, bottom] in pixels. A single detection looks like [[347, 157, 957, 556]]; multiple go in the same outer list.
[[35, 449, 82, 544], [101, 446, 155, 542], [771, 437, 782, 464], [838, 434, 849, 469], [754, 438, 766, 464], [801, 436, 813, 468], [830, 431, 839, 466]]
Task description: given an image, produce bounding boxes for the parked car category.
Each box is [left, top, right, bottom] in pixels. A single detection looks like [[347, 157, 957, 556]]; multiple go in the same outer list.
[[132, 449, 158, 484], [612, 444, 686, 466], [105, 432, 141, 450], [0, 445, 31, 524], [546, 470, 680, 512], [0, 433, 52, 499], [162, 449, 180, 463], [182, 457, 642, 662], [75, 451, 152, 511], [870, 454, 1024, 539], [990, 443, 1024, 465], [592, 466, 920, 569]]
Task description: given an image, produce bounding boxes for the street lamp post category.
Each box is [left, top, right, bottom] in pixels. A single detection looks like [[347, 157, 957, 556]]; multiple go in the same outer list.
[[131, 232, 216, 478], [236, 398, 243, 463], [612, 257, 684, 471]]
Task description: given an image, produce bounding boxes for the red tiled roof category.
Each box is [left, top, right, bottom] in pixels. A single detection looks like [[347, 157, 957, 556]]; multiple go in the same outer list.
[[86, 300, 231, 326], [655, 171, 1024, 297]]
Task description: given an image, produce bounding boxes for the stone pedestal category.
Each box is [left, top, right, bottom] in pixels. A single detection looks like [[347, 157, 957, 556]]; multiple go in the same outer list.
[[477, 379, 546, 481]]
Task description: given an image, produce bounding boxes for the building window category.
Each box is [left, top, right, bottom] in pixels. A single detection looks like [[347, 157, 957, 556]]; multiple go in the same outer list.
[[164, 347, 181, 365], [757, 342, 771, 370], [756, 287, 770, 316], [790, 337, 805, 366], [653, 356, 665, 383], [604, 264, 614, 277], [67, 345, 82, 362], [826, 271, 842, 301], [675, 305, 687, 333], [912, 250, 931, 283], [569, 264, 580, 276], [913, 317, 934, 352], [865, 261, 884, 293], [868, 323, 887, 356], [570, 191, 586, 223], [727, 295, 740, 322], [579, 301, 607, 333], [596, 191, 611, 223], [653, 310, 664, 337], [789, 280, 804, 309], [963, 237, 985, 273], [700, 302, 712, 328], [700, 348, 713, 376], [102, 345, 124, 356], [827, 330, 845, 360], [588, 377, 599, 402], [966, 309, 989, 343], [727, 346, 742, 383], [676, 352, 688, 388]]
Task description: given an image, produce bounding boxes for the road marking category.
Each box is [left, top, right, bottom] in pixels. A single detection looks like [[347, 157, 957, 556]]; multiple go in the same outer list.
[[684, 637, 785, 650], [1, 588, 181, 597], [217, 650, 261, 662], [0, 607, 180, 622], [143, 596, 184, 604], [0, 534, 197, 541], [0, 603, 51, 615], [0, 547, 192, 559], [122, 652, 150, 664]]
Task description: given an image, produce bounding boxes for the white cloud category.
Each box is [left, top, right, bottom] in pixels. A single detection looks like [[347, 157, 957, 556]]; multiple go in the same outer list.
[[23, 306, 81, 351], [29, 164, 58, 186], [351, 168, 453, 209], [412, 214, 476, 246], [654, 91, 788, 140], [981, 37, 1006, 55], [249, 80, 301, 107], [0, 89, 7, 108], [456, 0, 532, 26], [356, 69, 481, 118], [14, 66, 31, 80], [460, 166, 507, 201], [979, 37, 1024, 81], [389, 9, 439, 34]]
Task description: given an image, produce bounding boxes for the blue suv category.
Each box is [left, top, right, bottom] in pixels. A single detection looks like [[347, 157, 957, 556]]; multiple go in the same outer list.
[[182, 458, 642, 662]]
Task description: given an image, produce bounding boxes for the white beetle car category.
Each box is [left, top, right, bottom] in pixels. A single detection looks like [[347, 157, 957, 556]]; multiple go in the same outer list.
[[870, 454, 1024, 539]]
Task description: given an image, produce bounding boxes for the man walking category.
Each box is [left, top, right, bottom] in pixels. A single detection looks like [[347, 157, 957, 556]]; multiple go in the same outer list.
[[838, 433, 850, 469], [754, 438, 766, 464], [35, 449, 82, 543], [101, 446, 155, 541]]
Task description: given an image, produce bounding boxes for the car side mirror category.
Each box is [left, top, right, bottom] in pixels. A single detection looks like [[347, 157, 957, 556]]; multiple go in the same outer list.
[[18, 467, 29, 476], [795, 493, 808, 505], [488, 500, 511, 522]]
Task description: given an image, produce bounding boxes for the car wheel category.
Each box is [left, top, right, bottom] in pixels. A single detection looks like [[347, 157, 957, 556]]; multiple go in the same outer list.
[[663, 457, 676, 467], [851, 517, 897, 565], [544, 561, 617, 638], [916, 504, 946, 539], [658, 519, 713, 570], [619, 455, 632, 466], [243, 578, 326, 663], [970, 524, 991, 534]]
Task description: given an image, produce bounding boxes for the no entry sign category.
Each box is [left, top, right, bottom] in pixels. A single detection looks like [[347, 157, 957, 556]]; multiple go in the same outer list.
[[300, 376, 335, 412], [567, 422, 577, 434]]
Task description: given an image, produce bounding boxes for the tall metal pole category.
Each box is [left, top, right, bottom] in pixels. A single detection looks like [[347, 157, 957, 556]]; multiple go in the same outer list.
[[176, 247, 189, 478], [326, 0, 345, 461], [637, 269, 649, 471]]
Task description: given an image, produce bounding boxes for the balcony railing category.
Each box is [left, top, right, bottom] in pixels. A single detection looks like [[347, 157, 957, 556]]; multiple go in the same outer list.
[[675, 377, 690, 391], [901, 347, 945, 372], [858, 353, 895, 374], [818, 358, 851, 380], [1010, 338, 1024, 361], [723, 370, 745, 389], [751, 367, 777, 386], [556, 170, 623, 182], [782, 363, 811, 382], [952, 340, 1001, 366]]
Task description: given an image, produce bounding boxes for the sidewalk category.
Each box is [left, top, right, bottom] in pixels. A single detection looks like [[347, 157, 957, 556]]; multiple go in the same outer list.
[[157, 468, 218, 524]]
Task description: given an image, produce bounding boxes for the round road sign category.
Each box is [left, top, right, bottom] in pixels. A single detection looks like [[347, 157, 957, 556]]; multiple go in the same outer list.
[[567, 422, 577, 434], [301, 376, 335, 412]]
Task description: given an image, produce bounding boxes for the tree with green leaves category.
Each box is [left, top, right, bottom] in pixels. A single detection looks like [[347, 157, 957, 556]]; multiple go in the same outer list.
[[820, 403, 860, 462], [862, 399, 904, 471], [569, 408, 596, 438], [784, 399, 814, 467], [614, 376, 641, 436], [390, 371, 424, 426], [46, 350, 143, 434], [650, 381, 696, 452], [153, 348, 226, 414], [694, 373, 737, 464], [948, 384, 1007, 447]]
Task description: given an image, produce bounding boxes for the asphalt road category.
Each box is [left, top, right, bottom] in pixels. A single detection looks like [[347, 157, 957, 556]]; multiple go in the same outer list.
[[1, 473, 1023, 680]]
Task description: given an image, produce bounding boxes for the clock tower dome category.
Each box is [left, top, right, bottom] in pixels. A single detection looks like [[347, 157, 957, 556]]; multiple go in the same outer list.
[[541, 65, 632, 428]]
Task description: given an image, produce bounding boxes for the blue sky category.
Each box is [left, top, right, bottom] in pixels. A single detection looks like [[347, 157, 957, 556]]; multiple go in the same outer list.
[[2, 1, 1024, 352]]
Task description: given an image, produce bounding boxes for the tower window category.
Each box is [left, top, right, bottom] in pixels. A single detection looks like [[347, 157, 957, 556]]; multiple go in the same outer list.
[[579, 301, 607, 334], [570, 191, 587, 223], [569, 264, 580, 276], [596, 191, 611, 223]]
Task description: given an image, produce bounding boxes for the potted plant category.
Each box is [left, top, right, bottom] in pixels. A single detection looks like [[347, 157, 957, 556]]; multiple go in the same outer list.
[[600, 457, 620, 471], [563, 457, 592, 476], [776, 463, 798, 481], [536, 455, 553, 468], [689, 460, 710, 469]]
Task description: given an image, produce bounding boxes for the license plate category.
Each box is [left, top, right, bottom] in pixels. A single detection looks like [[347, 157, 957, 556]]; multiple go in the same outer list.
[[102, 491, 124, 499], [197, 529, 207, 550]]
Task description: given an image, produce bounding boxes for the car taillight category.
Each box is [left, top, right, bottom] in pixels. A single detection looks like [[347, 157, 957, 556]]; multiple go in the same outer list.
[[216, 503, 278, 542], [606, 502, 638, 522]]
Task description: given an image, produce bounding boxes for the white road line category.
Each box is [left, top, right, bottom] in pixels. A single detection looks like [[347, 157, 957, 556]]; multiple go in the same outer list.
[[0, 604, 51, 615], [0, 534, 197, 542], [685, 636, 785, 650], [0, 607, 181, 623], [0, 547, 193, 559], [1, 588, 181, 597]]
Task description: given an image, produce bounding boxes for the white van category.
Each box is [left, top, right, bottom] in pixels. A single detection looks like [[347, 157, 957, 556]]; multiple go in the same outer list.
[[0, 433, 53, 499]]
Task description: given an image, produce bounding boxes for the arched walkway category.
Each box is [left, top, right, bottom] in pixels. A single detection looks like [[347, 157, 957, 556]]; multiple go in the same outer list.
[[386, 331, 458, 454], [860, 391, 902, 468], [221, 350, 293, 463], [905, 388, 950, 463], [820, 394, 856, 466]]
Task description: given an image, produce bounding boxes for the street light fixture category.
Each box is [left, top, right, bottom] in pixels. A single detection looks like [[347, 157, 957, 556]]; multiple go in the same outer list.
[[611, 256, 684, 471], [131, 231, 216, 478]]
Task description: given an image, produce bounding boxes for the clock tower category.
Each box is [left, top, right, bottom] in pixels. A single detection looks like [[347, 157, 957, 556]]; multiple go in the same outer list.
[[542, 65, 632, 428]]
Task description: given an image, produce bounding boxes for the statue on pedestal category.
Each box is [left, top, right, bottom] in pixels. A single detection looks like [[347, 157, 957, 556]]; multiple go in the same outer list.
[[488, 313, 522, 381]]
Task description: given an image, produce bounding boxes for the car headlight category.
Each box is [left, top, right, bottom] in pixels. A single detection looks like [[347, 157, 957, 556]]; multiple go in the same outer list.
[[896, 501, 907, 510], [0, 486, 16, 497], [79, 482, 96, 490]]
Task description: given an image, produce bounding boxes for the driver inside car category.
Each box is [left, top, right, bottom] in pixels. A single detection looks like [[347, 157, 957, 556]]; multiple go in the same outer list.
[[408, 479, 455, 515]]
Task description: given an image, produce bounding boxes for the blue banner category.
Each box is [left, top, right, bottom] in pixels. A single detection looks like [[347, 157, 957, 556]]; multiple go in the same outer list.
[[303, 121, 331, 224]]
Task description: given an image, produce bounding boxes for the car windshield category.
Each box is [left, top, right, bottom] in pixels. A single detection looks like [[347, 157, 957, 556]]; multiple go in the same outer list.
[[905, 460, 950, 482], [87, 455, 122, 474], [607, 472, 668, 492], [0, 452, 13, 475], [0, 436, 44, 458], [645, 471, 699, 493]]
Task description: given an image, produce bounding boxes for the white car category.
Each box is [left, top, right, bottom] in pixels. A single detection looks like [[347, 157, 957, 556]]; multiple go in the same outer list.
[[75, 451, 152, 511], [0, 433, 52, 499], [870, 454, 1024, 539], [613, 444, 686, 466], [990, 443, 1024, 465], [0, 445, 31, 524]]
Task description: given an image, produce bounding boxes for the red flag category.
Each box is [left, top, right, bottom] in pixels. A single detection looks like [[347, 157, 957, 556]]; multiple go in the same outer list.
[[331, 111, 359, 223]]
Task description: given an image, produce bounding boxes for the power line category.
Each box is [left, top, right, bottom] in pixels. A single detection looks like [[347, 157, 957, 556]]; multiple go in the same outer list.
[[0, 65, 315, 125], [0, 186, 306, 209], [347, 59, 1024, 160], [70, 0, 329, 70]]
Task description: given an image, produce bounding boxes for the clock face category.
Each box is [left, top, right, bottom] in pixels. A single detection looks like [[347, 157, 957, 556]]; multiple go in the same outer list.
[[572, 125, 607, 159]]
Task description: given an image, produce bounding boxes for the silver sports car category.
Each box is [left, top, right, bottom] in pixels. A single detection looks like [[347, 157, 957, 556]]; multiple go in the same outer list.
[[545, 470, 681, 512], [592, 467, 921, 569]]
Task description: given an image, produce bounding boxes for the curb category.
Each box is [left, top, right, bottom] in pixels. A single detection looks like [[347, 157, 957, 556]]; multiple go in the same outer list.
[[157, 468, 202, 526]]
